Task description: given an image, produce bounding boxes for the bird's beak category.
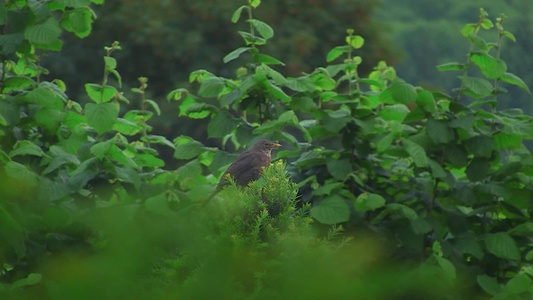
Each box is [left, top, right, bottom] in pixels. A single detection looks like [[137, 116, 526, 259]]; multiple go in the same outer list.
[[272, 142, 282, 148]]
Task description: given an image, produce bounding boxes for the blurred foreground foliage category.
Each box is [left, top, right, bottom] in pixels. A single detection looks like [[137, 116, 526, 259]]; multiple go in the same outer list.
[[1, 1, 533, 299]]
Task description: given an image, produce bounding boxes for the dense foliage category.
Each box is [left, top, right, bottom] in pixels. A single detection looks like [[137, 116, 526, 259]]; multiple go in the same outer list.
[[1, 1, 532, 299]]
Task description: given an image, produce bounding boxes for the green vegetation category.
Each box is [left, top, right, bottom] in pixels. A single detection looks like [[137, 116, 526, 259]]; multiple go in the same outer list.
[[1, 1, 532, 299]]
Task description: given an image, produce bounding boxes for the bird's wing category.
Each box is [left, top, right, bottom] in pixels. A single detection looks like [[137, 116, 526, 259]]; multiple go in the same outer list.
[[223, 150, 270, 186]]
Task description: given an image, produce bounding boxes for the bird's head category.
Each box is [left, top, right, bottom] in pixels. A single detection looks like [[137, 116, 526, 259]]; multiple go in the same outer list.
[[252, 140, 282, 153]]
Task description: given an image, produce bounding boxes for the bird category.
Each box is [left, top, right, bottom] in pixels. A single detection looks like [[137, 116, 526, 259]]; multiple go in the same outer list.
[[203, 139, 281, 205]]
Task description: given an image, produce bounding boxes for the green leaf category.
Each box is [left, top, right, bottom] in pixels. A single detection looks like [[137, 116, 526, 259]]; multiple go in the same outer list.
[[402, 138, 429, 167], [85, 103, 119, 135], [466, 158, 490, 181], [145, 194, 174, 217], [207, 111, 239, 138], [480, 18, 493, 30], [231, 5, 247, 23], [501, 30, 516, 42], [429, 159, 446, 179], [378, 104, 410, 122], [410, 218, 432, 234], [346, 35, 364, 49], [494, 133, 522, 150], [10, 273, 42, 289], [247, 19, 274, 40], [354, 193, 386, 212], [501, 72, 530, 94], [28, 0, 51, 22], [465, 135, 494, 157], [310, 195, 350, 225], [90, 139, 114, 158], [485, 232, 520, 260], [256, 53, 284, 65], [436, 62, 464, 72], [427, 118, 454, 144], [461, 24, 477, 37], [174, 138, 205, 160], [470, 53, 507, 79], [377, 132, 395, 153], [326, 158, 352, 181], [264, 80, 291, 102], [55, 0, 92, 7], [323, 110, 351, 133], [389, 79, 417, 104], [223, 47, 251, 63], [198, 77, 225, 98], [326, 45, 350, 62], [10, 141, 45, 157], [455, 238, 483, 259], [85, 83, 117, 103], [458, 76, 493, 98], [387, 203, 417, 220], [5, 161, 39, 187], [416, 90, 436, 113], [477, 275, 501, 296], [24, 17, 61, 45], [3, 76, 36, 92], [286, 76, 315, 92], [64, 8, 92, 38], [0, 206, 26, 259]]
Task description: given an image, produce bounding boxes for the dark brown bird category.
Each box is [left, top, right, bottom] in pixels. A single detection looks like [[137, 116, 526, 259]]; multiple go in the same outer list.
[[203, 140, 281, 205]]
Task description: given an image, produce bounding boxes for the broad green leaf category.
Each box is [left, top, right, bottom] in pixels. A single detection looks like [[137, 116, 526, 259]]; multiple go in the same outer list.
[[231, 5, 247, 23], [223, 47, 251, 63], [346, 35, 364, 49], [465, 135, 494, 157], [249, 0, 260, 8], [174, 138, 205, 160], [10, 141, 45, 157], [145, 194, 174, 217], [3, 76, 36, 92], [264, 80, 291, 102], [378, 104, 410, 122], [0, 206, 26, 259], [402, 138, 429, 167], [494, 132, 522, 150], [326, 45, 350, 62], [461, 24, 477, 37], [455, 238, 483, 259], [0, 33, 25, 54], [501, 72, 530, 94], [246, 19, 274, 40], [23, 87, 62, 109], [485, 232, 520, 260], [256, 53, 284, 65], [480, 18, 493, 29], [445, 145, 468, 167], [310, 195, 350, 224], [416, 90, 436, 113], [90, 138, 114, 158], [470, 53, 507, 79], [207, 111, 239, 138], [429, 159, 446, 179], [64, 8, 92, 38], [104, 56, 116, 71], [387, 203, 417, 220], [354, 193, 386, 212], [238, 31, 266, 45], [85, 103, 119, 135], [501, 30, 516, 42], [286, 76, 315, 92], [467, 34, 488, 51], [410, 218, 432, 235], [389, 79, 417, 104], [458, 76, 492, 98], [326, 158, 352, 180], [377, 132, 395, 153], [135, 154, 165, 168], [54, 0, 91, 7], [28, 0, 50, 22], [37, 178, 71, 201], [426, 118, 454, 144], [466, 158, 490, 181], [436, 62, 464, 72], [5, 161, 39, 187], [85, 83, 117, 103], [435, 256, 456, 280], [323, 109, 350, 133], [24, 17, 61, 45], [477, 275, 501, 296], [198, 77, 225, 98], [11, 273, 42, 289], [504, 273, 532, 295]]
